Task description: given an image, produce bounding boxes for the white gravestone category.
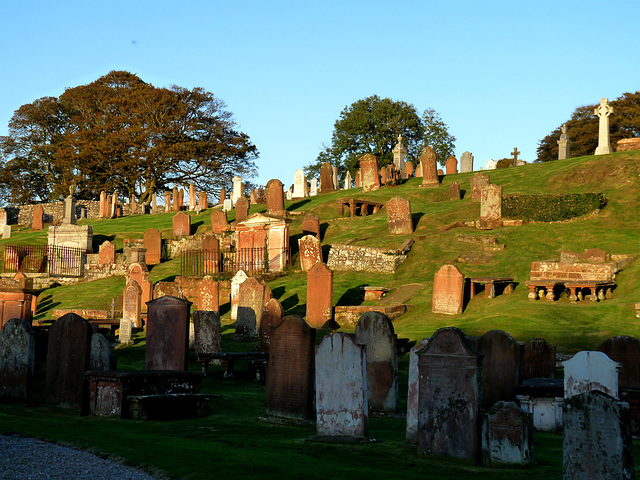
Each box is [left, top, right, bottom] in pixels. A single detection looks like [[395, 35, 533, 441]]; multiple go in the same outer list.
[[310, 179, 318, 196], [460, 151, 474, 173], [232, 176, 243, 202], [594, 98, 614, 155], [230, 270, 248, 322], [344, 171, 352, 190], [292, 169, 308, 199], [563, 350, 620, 399]]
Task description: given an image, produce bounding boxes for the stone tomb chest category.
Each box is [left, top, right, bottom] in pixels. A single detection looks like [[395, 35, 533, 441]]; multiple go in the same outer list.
[[235, 213, 291, 273]]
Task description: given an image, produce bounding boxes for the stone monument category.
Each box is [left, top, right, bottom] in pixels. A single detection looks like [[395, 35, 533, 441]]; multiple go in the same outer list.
[[594, 98, 614, 155]]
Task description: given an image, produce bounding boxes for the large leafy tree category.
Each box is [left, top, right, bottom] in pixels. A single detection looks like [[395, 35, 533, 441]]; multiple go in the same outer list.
[[537, 91, 640, 162], [0, 71, 258, 205]]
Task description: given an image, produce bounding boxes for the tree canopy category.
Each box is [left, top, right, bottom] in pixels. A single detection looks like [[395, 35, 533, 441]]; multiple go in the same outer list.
[[536, 91, 640, 162], [0, 71, 258, 205], [307, 95, 455, 178]]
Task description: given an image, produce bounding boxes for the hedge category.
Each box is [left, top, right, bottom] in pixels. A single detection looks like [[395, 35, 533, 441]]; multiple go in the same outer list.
[[502, 193, 606, 222]]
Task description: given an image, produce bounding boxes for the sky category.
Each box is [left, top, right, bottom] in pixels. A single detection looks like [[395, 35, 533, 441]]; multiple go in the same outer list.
[[1, 0, 639, 188]]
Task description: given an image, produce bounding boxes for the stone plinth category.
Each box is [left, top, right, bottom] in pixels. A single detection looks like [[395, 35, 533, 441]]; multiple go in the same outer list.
[[47, 224, 93, 252]]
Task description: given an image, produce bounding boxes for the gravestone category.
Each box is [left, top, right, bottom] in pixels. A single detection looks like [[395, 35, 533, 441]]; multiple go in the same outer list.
[[99, 191, 107, 218], [563, 351, 620, 398], [235, 277, 265, 340], [417, 327, 482, 461], [98, 240, 115, 265], [449, 182, 461, 200], [598, 336, 640, 387], [122, 280, 142, 329], [523, 338, 556, 380], [460, 151, 474, 173], [478, 184, 502, 229], [235, 196, 249, 222], [198, 191, 208, 211], [0, 318, 35, 399], [302, 214, 321, 240], [563, 391, 634, 480], [404, 161, 414, 178], [119, 318, 132, 344], [203, 235, 220, 275], [266, 315, 316, 419], [164, 191, 171, 212], [197, 276, 219, 311], [127, 263, 152, 312], [260, 297, 283, 352], [193, 310, 222, 358], [172, 186, 179, 212], [32, 204, 44, 230], [172, 211, 191, 238], [419, 146, 439, 188], [405, 338, 430, 444], [306, 262, 333, 328], [45, 313, 92, 406], [558, 124, 571, 160], [219, 187, 226, 205], [310, 178, 318, 196], [475, 330, 524, 409], [293, 169, 308, 198], [63, 193, 76, 225], [481, 401, 533, 466], [315, 332, 368, 438], [266, 179, 285, 216], [230, 270, 248, 322], [189, 183, 196, 211], [298, 235, 322, 272], [432, 264, 465, 315], [385, 196, 413, 235], [145, 296, 191, 371], [470, 172, 490, 202], [360, 154, 381, 192], [354, 311, 398, 413], [90, 333, 112, 372], [392, 134, 407, 178], [143, 228, 162, 265], [178, 188, 184, 209], [210, 209, 229, 234], [320, 162, 334, 193], [594, 97, 614, 155], [445, 155, 458, 175], [344, 171, 352, 190], [332, 166, 339, 190], [232, 175, 243, 202]]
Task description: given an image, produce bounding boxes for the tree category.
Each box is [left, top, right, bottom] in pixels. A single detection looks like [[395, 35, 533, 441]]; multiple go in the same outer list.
[[419, 108, 456, 167], [536, 92, 640, 162]]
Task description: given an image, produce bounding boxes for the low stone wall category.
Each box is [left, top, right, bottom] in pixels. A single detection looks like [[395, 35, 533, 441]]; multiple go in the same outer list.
[[327, 243, 410, 273], [333, 304, 406, 328], [617, 138, 640, 152]]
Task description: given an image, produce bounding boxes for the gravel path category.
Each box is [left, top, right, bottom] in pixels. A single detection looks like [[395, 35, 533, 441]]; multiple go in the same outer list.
[[0, 435, 167, 480]]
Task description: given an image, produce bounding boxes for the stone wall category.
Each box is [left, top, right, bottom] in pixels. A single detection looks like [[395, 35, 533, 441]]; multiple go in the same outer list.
[[327, 243, 410, 273]]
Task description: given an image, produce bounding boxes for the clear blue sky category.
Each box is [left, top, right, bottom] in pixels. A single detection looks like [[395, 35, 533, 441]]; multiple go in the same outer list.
[[2, 0, 639, 188]]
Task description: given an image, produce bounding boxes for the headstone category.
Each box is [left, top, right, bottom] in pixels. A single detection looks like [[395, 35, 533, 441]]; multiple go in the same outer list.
[[143, 228, 162, 265], [563, 351, 620, 398], [379, 166, 388, 185], [478, 184, 502, 229], [90, 333, 111, 372], [293, 169, 308, 198], [106, 195, 112, 217], [98, 240, 115, 265], [198, 191, 208, 211], [63, 194, 76, 225], [232, 176, 243, 202], [594, 97, 614, 155], [344, 171, 352, 190], [306, 262, 333, 328], [145, 295, 191, 371], [302, 214, 321, 240], [449, 182, 461, 199], [122, 280, 142, 329], [197, 276, 219, 311], [127, 263, 152, 313], [119, 318, 132, 344], [404, 161, 414, 178], [309, 178, 318, 196], [189, 183, 196, 211], [445, 155, 458, 175], [172, 211, 191, 238], [32, 204, 44, 230], [151, 193, 157, 212], [355, 169, 361, 187], [45, 313, 92, 406], [392, 134, 407, 178], [298, 234, 322, 271], [249, 189, 257, 204], [210, 209, 229, 234], [558, 124, 571, 160], [99, 191, 107, 218], [385, 196, 413, 235], [285, 188, 292, 201], [598, 336, 640, 387], [164, 191, 171, 212], [315, 332, 368, 438], [266, 315, 316, 419], [129, 194, 137, 215], [0, 318, 35, 399], [510, 147, 521, 166], [235, 277, 265, 340], [460, 151, 474, 173], [172, 186, 179, 212], [432, 264, 465, 315], [523, 338, 556, 380], [193, 310, 221, 358], [266, 179, 285, 216], [360, 154, 381, 192], [320, 162, 334, 193], [563, 391, 634, 480], [405, 338, 430, 444], [475, 330, 524, 409], [203, 235, 220, 275], [419, 146, 439, 188], [416, 327, 482, 461], [354, 311, 398, 413], [152, 281, 183, 300], [235, 196, 249, 222], [259, 298, 282, 352], [230, 270, 248, 322], [332, 166, 339, 190], [178, 188, 184, 209], [470, 172, 490, 202], [481, 401, 533, 466], [219, 187, 226, 205]]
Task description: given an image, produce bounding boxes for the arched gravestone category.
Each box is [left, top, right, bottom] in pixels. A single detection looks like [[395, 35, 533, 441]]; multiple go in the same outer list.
[[265, 179, 285, 216], [479, 184, 502, 229], [449, 182, 461, 200], [306, 262, 333, 328], [298, 235, 322, 272], [315, 332, 368, 438], [360, 154, 380, 193], [234, 196, 249, 222], [319, 162, 334, 193], [445, 155, 458, 175], [143, 228, 162, 265], [523, 337, 556, 380], [563, 351, 620, 399], [45, 313, 92, 406], [597, 336, 640, 388], [385, 196, 412, 235], [405, 337, 430, 445], [266, 315, 315, 419], [193, 310, 221, 358], [32, 204, 44, 230], [203, 235, 220, 275], [417, 327, 482, 462], [197, 276, 219, 311], [210, 209, 229, 234], [419, 146, 439, 188], [235, 277, 265, 340], [145, 295, 192, 371], [481, 401, 533, 467], [127, 263, 152, 313], [354, 311, 398, 413], [260, 298, 283, 352], [432, 264, 465, 315], [301, 214, 321, 240], [98, 240, 115, 265], [172, 211, 191, 238], [122, 280, 142, 329], [0, 318, 36, 399]]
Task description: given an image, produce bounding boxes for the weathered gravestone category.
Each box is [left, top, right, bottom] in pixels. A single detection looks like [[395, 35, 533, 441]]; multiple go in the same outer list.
[[302, 214, 321, 240], [344, 171, 352, 190], [405, 337, 430, 445], [164, 191, 171, 212], [306, 262, 333, 328], [0, 318, 35, 399], [470, 172, 490, 202], [404, 161, 414, 178], [298, 235, 323, 272], [223, 198, 233, 212], [563, 391, 634, 480], [99, 191, 107, 218], [193, 310, 222, 358], [260, 298, 283, 352], [119, 318, 132, 344], [143, 228, 162, 265], [45, 313, 92, 406], [189, 183, 196, 211], [385, 196, 412, 235], [210, 209, 229, 234], [354, 311, 398, 413], [481, 401, 533, 467], [597, 336, 640, 388], [417, 327, 483, 461], [266, 179, 285, 216], [235, 277, 265, 340], [475, 330, 524, 409], [315, 332, 368, 438], [32, 204, 44, 230], [478, 184, 502, 229], [460, 151, 474, 173], [98, 240, 115, 265], [219, 187, 226, 205], [172, 211, 191, 238], [122, 280, 142, 329], [320, 162, 334, 193], [172, 186, 179, 212], [198, 191, 208, 211], [523, 337, 556, 380], [293, 169, 308, 199], [419, 146, 439, 188], [127, 263, 152, 313], [230, 270, 248, 322], [332, 166, 339, 190], [145, 296, 191, 371], [445, 155, 458, 175], [153, 281, 183, 300], [197, 276, 219, 311], [432, 264, 465, 315], [450, 182, 461, 200], [235, 196, 249, 222], [360, 154, 381, 193], [90, 333, 112, 372], [563, 350, 620, 398], [310, 178, 318, 196], [266, 315, 316, 419]]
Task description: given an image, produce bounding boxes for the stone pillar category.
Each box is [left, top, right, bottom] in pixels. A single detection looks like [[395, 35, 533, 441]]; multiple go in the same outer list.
[[557, 124, 571, 160], [594, 97, 614, 155], [393, 134, 407, 179]]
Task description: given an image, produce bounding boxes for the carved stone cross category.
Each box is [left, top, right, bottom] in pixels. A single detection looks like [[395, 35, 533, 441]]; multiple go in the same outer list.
[[511, 148, 520, 165]]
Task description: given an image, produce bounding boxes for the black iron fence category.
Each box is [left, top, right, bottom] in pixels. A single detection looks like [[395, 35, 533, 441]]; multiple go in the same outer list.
[[4, 244, 86, 277], [181, 247, 290, 277]]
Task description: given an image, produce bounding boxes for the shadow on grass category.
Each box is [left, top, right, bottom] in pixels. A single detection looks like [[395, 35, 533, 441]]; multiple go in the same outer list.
[[336, 284, 367, 306], [281, 293, 299, 313], [287, 198, 311, 211], [92, 234, 116, 251], [412, 212, 425, 230]]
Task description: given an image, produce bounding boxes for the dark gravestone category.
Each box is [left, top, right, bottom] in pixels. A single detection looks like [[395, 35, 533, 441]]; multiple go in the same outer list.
[[265, 179, 285, 216], [260, 298, 283, 352], [172, 211, 191, 238], [0, 318, 36, 399], [419, 146, 439, 188], [523, 338, 556, 380], [405, 337, 430, 444], [302, 214, 321, 240], [417, 327, 482, 461], [266, 315, 316, 419], [193, 310, 222, 358], [145, 296, 192, 371], [90, 333, 112, 372], [235, 196, 249, 222], [45, 313, 92, 406], [235, 277, 265, 340], [319, 162, 334, 193], [354, 311, 398, 413], [597, 336, 640, 387], [476, 330, 524, 409], [144, 228, 162, 265], [127, 262, 152, 312], [306, 262, 333, 328], [360, 154, 381, 193], [210, 210, 229, 234], [219, 187, 226, 205], [197, 276, 219, 311], [481, 401, 533, 467]]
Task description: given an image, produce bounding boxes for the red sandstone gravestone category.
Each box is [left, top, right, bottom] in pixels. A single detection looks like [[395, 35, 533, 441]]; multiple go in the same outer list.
[[193, 310, 221, 358], [302, 214, 321, 240], [143, 228, 162, 265], [235, 196, 249, 222], [360, 154, 381, 193], [197, 276, 219, 311], [298, 235, 323, 272], [445, 155, 458, 175], [210, 210, 229, 234], [420, 146, 439, 188], [405, 161, 414, 178], [0, 318, 36, 400], [260, 297, 283, 352], [127, 263, 152, 313], [98, 240, 115, 265], [32, 204, 44, 230], [523, 337, 556, 380], [385, 196, 413, 235], [145, 295, 191, 371], [470, 172, 490, 202], [172, 211, 191, 238], [479, 184, 502, 229], [153, 281, 183, 300], [203, 235, 220, 275], [306, 262, 333, 328], [481, 401, 533, 466], [219, 187, 226, 205], [432, 264, 465, 315], [265, 179, 285, 216]]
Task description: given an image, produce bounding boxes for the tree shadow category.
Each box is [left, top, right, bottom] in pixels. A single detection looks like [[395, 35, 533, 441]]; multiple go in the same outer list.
[[281, 293, 299, 312], [412, 212, 425, 230], [287, 199, 311, 211], [319, 222, 330, 241], [336, 284, 367, 306], [192, 220, 204, 233], [290, 232, 305, 257], [92, 234, 116, 252]]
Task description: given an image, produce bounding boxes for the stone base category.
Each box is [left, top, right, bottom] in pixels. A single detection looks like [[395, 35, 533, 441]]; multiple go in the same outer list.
[[419, 182, 440, 188], [477, 219, 503, 230], [594, 145, 613, 155]]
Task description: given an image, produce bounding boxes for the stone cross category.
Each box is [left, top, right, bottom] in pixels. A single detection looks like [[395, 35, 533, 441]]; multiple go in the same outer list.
[[594, 97, 614, 155], [511, 148, 520, 166]]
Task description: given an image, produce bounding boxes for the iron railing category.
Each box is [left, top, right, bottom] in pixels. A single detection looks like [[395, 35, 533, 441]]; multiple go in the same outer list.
[[181, 247, 290, 277], [4, 244, 86, 277]]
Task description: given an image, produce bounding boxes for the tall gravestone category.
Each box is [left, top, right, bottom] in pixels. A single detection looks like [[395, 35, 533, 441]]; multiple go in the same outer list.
[[235, 196, 249, 222], [172, 186, 179, 212], [405, 337, 430, 444], [197, 275, 219, 311], [189, 183, 196, 211], [32, 204, 44, 230], [219, 187, 226, 205], [306, 262, 333, 328], [344, 171, 352, 190], [266, 315, 316, 419], [309, 178, 318, 196], [292, 169, 308, 199], [419, 146, 439, 188], [445, 155, 458, 175], [232, 175, 243, 202], [481, 401, 533, 467], [557, 124, 571, 160], [460, 151, 474, 173], [360, 154, 380, 192], [99, 191, 107, 218], [478, 184, 502, 229], [298, 235, 322, 272], [332, 166, 339, 190], [198, 191, 208, 211], [315, 332, 368, 438], [523, 338, 556, 380], [203, 235, 220, 275], [320, 162, 334, 193], [432, 264, 465, 315], [210, 209, 229, 234], [163, 191, 171, 212], [145, 296, 191, 371], [0, 318, 36, 399], [392, 134, 407, 179], [594, 97, 614, 155], [417, 327, 483, 461], [470, 172, 490, 202], [405, 161, 414, 178], [98, 240, 115, 265], [354, 312, 398, 413], [563, 351, 620, 398], [449, 182, 461, 200], [193, 310, 222, 358], [266, 179, 285, 216], [143, 228, 162, 265], [385, 196, 413, 235], [598, 336, 640, 387], [172, 211, 191, 238], [260, 297, 283, 352], [127, 262, 152, 313], [235, 277, 265, 340], [230, 270, 248, 322]]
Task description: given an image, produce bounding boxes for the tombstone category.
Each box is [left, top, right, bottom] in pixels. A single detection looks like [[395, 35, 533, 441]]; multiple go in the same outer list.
[[259, 298, 282, 352], [416, 327, 482, 461], [249, 188, 257, 204], [178, 188, 184, 209], [151, 193, 157, 212], [265, 179, 285, 216], [478, 184, 502, 229], [90, 333, 112, 372], [432, 264, 465, 315], [0, 318, 36, 399], [122, 280, 142, 329], [63, 193, 76, 225], [315, 332, 368, 438], [379, 166, 388, 185], [145, 296, 191, 371], [360, 154, 381, 192], [302, 214, 321, 240], [475, 330, 524, 409], [355, 169, 361, 187], [404, 161, 414, 178], [265, 315, 316, 419], [557, 124, 571, 160], [292, 169, 308, 198], [98, 240, 115, 265], [460, 151, 474, 173], [523, 338, 556, 380], [189, 183, 196, 211], [197, 276, 219, 311], [405, 338, 430, 444], [172, 211, 191, 238], [392, 134, 407, 178], [234, 196, 249, 223], [481, 401, 533, 467], [317, 162, 333, 193], [223, 198, 233, 212], [235, 277, 265, 340], [143, 228, 162, 265], [230, 270, 248, 322], [202, 235, 220, 275], [594, 97, 614, 155], [510, 147, 521, 166], [210, 209, 229, 234], [219, 187, 226, 205], [193, 310, 221, 358], [470, 172, 490, 202], [385, 196, 413, 235], [449, 182, 461, 199], [45, 313, 92, 406], [330, 166, 338, 191], [419, 146, 439, 188], [563, 391, 634, 480], [354, 311, 398, 413], [285, 188, 292, 201], [309, 178, 318, 196], [597, 336, 640, 387], [99, 191, 107, 218], [153, 281, 183, 300], [129, 194, 137, 216], [164, 191, 171, 212], [445, 155, 458, 175], [306, 262, 333, 328], [172, 186, 179, 212], [31, 204, 44, 230], [563, 351, 620, 398], [232, 175, 243, 202], [198, 191, 208, 211], [127, 263, 152, 313], [298, 235, 323, 272], [344, 171, 352, 190], [119, 318, 132, 344]]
